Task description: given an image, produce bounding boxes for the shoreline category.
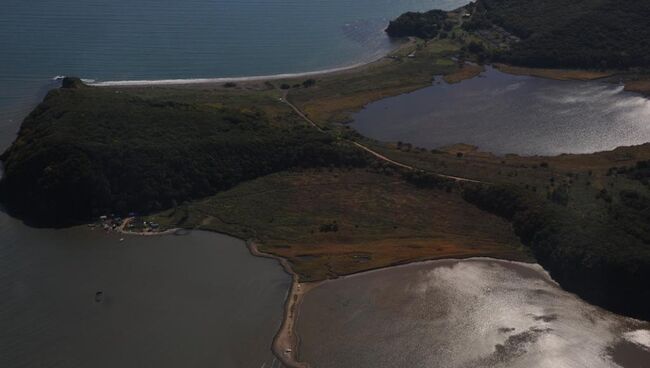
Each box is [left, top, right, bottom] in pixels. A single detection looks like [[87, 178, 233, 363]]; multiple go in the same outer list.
[[87, 220, 650, 367], [117, 217, 180, 236], [87, 40, 409, 88], [246, 241, 319, 368]]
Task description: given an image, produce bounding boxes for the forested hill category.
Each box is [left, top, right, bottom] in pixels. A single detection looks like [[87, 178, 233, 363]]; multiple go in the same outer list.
[[388, 0, 650, 69], [0, 80, 368, 226], [385, 10, 449, 39], [475, 0, 650, 68]]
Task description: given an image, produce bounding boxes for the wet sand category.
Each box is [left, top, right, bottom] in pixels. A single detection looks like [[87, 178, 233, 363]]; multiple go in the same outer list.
[[248, 242, 320, 368]]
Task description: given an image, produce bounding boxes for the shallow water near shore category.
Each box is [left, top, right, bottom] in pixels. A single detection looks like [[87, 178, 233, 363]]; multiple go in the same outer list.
[[352, 67, 650, 155], [297, 258, 650, 368], [0, 211, 291, 368]]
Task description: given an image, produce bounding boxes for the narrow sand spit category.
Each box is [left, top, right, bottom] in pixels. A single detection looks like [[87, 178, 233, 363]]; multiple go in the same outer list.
[[248, 241, 321, 368]]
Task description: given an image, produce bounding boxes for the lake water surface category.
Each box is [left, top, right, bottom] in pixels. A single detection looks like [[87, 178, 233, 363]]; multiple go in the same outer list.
[[0, 212, 291, 368], [352, 67, 650, 155], [298, 259, 650, 368]]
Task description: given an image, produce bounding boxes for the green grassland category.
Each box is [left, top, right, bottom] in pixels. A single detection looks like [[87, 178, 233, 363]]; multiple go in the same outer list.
[[150, 168, 529, 281], [1, 2, 650, 320], [284, 38, 466, 125]]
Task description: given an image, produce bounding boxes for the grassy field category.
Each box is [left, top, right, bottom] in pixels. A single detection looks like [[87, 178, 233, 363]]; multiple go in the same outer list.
[[361, 139, 650, 216], [284, 38, 464, 125], [151, 169, 529, 281]]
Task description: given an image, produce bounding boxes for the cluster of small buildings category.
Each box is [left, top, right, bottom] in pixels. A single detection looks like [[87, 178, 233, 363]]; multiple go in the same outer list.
[[126, 219, 161, 232], [90, 214, 124, 231], [89, 213, 163, 234]]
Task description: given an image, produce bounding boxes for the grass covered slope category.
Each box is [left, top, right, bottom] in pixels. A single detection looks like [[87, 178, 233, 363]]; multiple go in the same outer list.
[[150, 169, 529, 281], [0, 80, 367, 225]]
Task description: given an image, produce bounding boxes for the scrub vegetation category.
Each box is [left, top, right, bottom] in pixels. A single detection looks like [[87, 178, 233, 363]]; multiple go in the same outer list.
[[393, 0, 650, 69], [0, 81, 367, 224], [150, 169, 528, 281], [1, 1, 650, 322], [359, 140, 650, 320]]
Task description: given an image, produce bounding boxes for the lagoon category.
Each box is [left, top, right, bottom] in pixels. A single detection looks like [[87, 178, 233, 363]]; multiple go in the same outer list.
[[297, 259, 650, 368], [352, 67, 650, 156]]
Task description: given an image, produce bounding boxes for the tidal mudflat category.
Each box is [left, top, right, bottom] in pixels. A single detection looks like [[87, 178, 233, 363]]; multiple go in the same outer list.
[[352, 67, 650, 156], [0, 212, 290, 368], [297, 258, 650, 368]]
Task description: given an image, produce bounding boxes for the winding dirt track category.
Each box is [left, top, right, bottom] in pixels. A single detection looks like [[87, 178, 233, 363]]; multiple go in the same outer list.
[[280, 96, 483, 184]]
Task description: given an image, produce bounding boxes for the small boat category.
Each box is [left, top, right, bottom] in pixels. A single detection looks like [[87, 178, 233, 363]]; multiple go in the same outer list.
[[94, 291, 104, 303]]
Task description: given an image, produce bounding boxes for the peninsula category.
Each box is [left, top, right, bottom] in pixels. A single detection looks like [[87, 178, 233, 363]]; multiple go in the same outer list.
[[1, 1, 650, 365]]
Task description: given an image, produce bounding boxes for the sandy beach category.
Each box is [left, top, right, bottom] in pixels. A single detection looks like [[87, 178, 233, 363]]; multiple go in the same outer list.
[[86, 40, 413, 88], [246, 241, 321, 368]]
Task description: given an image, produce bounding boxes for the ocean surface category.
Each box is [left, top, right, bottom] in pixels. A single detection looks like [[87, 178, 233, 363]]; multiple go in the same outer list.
[[352, 67, 650, 155], [0, 0, 467, 149], [298, 259, 650, 368]]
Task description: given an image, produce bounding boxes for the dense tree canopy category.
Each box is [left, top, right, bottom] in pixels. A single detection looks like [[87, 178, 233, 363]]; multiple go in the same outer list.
[[385, 10, 448, 39], [463, 184, 650, 321], [479, 0, 650, 68], [0, 82, 368, 225], [388, 0, 650, 69]]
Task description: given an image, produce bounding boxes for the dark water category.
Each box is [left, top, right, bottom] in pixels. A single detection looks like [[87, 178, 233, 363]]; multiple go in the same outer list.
[[0, 0, 467, 149], [352, 67, 650, 156], [0, 211, 291, 368], [297, 259, 650, 368]]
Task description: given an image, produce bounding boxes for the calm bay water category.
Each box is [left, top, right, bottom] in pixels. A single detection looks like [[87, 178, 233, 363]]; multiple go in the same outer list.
[[298, 259, 650, 368], [0, 213, 291, 368], [0, 0, 467, 149], [352, 67, 650, 156]]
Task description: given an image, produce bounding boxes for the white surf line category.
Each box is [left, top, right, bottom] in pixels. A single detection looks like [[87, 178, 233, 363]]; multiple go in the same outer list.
[[86, 39, 413, 87], [88, 59, 383, 87]]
